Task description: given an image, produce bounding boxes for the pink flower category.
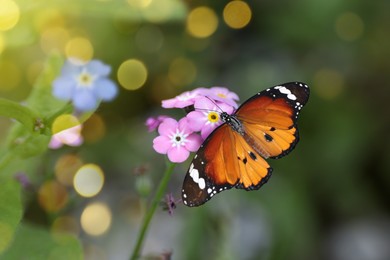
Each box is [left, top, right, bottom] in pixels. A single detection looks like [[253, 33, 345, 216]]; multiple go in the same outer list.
[[161, 88, 209, 109], [49, 125, 83, 149], [145, 115, 169, 132], [186, 97, 235, 140], [153, 118, 202, 163], [207, 86, 240, 108]]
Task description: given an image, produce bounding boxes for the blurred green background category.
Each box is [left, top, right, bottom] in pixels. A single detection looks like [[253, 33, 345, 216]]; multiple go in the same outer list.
[[1, 0, 390, 259]]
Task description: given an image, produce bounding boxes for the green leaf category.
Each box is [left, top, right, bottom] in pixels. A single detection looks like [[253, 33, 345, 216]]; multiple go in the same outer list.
[[0, 98, 37, 132], [26, 52, 67, 118], [0, 180, 22, 254], [2, 53, 67, 161], [1, 223, 83, 260]]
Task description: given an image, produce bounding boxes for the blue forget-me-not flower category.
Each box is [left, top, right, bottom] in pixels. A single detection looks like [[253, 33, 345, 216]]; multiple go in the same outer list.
[[53, 59, 118, 111]]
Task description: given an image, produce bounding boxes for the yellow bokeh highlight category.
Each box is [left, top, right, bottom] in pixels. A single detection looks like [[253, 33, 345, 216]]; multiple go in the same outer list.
[[223, 1, 252, 29], [40, 26, 70, 54], [38, 180, 68, 213], [127, 0, 152, 8], [51, 216, 80, 236], [186, 6, 218, 38], [74, 164, 104, 198], [335, 12, 364, 42], [33, 9, 65, 32], [52, 114, 81, 135], [55, 154, 83, 186], [0, 60, 21, 92], [141, 0, 176, 23], [65, 37, 94, 62], [117, 59, 148, 90], [313, 68, 344, 100], [0, 222, 13, 253], [0, 0, 20, 31], [82, 113, 106, 143], [81, 202, 112, 236], [135, 25, 164, 53], [168, 57, 197, 86]]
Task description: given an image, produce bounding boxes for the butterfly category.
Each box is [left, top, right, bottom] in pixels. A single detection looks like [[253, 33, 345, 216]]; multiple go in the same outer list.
[[181, 82, 310, 207]]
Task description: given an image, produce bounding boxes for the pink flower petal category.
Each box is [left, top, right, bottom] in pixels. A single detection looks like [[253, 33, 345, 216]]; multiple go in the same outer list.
[[167, 146, 190, 163], [153, 135, 172, 154], [185, 133, 203, 152], [158, 118, 178, 136], [201, 124, 219, 140], [177, 117, 192, 134], [186, 111, 206, 132], [145, 115, 169, 132]]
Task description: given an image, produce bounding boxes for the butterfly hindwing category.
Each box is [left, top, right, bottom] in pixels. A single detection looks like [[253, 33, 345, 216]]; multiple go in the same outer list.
[[182, 124, 272, 207], [182, 125, 235, 207]]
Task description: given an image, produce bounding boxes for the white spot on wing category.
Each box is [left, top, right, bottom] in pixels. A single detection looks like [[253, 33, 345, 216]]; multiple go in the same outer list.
[[287, 93, 297, 100], [198, 178, 206, 189]]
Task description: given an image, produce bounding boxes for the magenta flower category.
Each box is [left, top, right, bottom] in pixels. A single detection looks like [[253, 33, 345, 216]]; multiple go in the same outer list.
[[207, 86, 240, 108], [145, 115, 169, 132], [161, 88, 209, 109], [186, 97, 235, 140], [153, 118, 202, 163]]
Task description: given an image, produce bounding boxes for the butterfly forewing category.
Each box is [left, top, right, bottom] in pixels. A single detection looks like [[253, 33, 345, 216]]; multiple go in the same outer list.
[[236, 82, 309, 159], [182, 82, 309, 207]]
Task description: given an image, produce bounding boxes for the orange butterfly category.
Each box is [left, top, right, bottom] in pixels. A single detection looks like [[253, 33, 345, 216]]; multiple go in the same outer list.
[[182, 82, 310, 207]]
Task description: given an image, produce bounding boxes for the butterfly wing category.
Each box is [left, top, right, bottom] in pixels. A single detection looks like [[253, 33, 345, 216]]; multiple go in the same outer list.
[[236, 82, 310, 159], [182, 124, 272, 207]]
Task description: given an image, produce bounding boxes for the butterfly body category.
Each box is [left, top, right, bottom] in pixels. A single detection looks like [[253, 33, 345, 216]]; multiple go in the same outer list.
[[182, 82, 310, 207]]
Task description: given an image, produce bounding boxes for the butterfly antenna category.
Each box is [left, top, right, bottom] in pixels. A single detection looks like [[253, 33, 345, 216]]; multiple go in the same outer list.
[[203, 96, 224, 113]]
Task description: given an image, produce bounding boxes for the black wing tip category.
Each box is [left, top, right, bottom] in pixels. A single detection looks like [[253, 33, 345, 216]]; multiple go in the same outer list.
[[235, 167, 273, 191]]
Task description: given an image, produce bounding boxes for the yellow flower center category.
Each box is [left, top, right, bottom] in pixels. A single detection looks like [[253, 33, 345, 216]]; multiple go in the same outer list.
[[208, 111, 219, 123], [217, 93, 227, 98], [76, 70, 94, 88]]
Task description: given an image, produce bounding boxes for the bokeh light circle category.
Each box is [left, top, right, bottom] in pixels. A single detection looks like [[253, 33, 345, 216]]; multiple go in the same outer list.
[[186, 6, 218, 38], [335, 12, 364, 42], [38, 180, 68, 213], [223, 1, 252, 29], [0, 0, 20, 31], [65, 37, 94, 62], [52, 114, 80, 135], [80, 202, 112, 236], [73, 164, 104, 198], [51, 215, 80, 236], [168, 57, 197, 86], [55, 154, 83, 186], [82, 113, 106, 143], [117, 59, 148, 90], [135, 25, 164, 53], [40, 26, 70, 54], [313, 68, 344, 100]]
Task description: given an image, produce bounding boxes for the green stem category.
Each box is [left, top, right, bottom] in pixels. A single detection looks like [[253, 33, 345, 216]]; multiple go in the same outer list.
[[130, 161, 176, 260]]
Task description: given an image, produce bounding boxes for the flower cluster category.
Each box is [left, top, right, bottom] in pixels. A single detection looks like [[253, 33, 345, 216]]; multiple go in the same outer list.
[[53, 59, 118, 112], [147, 87, 239, 163]]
